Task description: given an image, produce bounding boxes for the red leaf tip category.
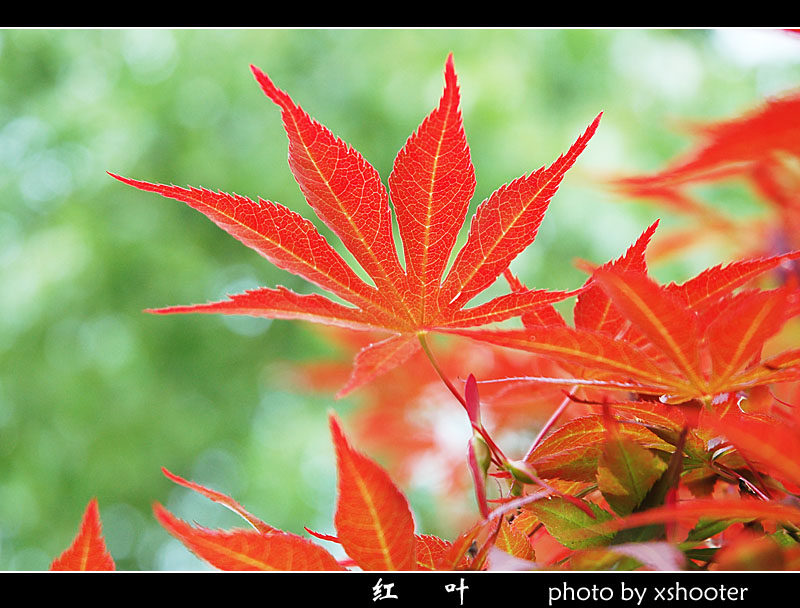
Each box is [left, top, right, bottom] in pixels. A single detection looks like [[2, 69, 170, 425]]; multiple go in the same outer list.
[[50, 498, 115, 571], [589, 111, 603, 133], [328, 410, 346, 444], [250, 63, 293, 111], [161, 466, 179, 481], [444, 53, 456, 79]]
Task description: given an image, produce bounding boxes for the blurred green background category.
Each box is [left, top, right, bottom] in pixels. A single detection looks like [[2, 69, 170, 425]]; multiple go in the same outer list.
[[0, 28, 798, 570]]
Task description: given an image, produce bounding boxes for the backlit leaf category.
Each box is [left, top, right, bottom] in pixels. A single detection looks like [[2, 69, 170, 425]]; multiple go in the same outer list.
[[153, 503, 344, 571], [415, 534, 454, 570], [527, 415, 673, 482], [527, 496, 615, 550], [705, 412, 800, 489], [597, 434, 668, 516], [160, 467, 275, 534], [112, 55, 599, 393], [666, 251, 800, 312], [495, 517, 536, 561], [600, 499, 800, 533], [574, 221, 658, 336], [330, 413, 417, 570], [447, 326, 687, 395], [50, 498, 115, 571], [706, 289, 789, 390], [592, 269, 705, 391]]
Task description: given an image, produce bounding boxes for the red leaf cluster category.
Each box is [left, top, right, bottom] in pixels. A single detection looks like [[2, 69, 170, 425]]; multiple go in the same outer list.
[[611, 90, 800, 265], [90, 52, 800, 572], [452, 233, 800, 402], [150, 414, 506, 571]]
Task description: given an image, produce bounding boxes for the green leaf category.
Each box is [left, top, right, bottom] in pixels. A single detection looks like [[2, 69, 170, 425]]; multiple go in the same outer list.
[[684, 518, 738, 543], [527, 496, 615, 550], [527, 415, 673, 482], [612, 427, 687, 544], [598, 437, 667, 516]]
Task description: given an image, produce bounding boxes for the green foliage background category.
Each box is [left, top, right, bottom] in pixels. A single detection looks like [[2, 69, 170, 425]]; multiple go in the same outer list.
[[0, 28, 798, 570]]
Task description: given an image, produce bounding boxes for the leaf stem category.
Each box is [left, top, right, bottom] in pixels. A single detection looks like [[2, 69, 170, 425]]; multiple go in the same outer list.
[[417, 332, 467, 408], [523, 387, 576, 461], [417, 332, 506, 465]]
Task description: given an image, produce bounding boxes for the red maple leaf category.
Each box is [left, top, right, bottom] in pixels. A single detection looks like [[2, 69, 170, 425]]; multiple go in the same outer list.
[[153, 413, 480, 571], [50, 498, 116, 571], [111, 54, 600, 395], [703, 407, 800, 494], [611, 90, 800, 263], [618, 92, 800, 187]]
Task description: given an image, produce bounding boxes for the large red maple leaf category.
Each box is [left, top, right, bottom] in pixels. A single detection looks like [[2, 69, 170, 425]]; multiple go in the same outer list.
[[111, 55, 600, 395]]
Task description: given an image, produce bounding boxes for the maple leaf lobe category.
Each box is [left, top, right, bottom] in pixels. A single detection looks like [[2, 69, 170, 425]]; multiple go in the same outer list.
[[153, 502, 344, 571], [329, 412, 417, 570], [50, 498, 115, 571]]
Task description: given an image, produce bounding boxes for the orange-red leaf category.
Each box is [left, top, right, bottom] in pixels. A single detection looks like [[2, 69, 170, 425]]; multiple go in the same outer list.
[[619, 92, 800, 187], [414, 534, 454, 570], [250, 64, 410, 312], [605, 399, 688, 433], [460, 247, 800, 402], [153, 503, 344, 571], [330, 413, 416, 570], [602, 399, 706, 459], [439, 286, 585, 329], [593, 269, 706, 391], [389, 53, 476, 323], [160, 467, 275, 534], [665, 250, 800, 312], [50, 499, 115, 571], [705, 413, 800, 489], [495, 517, 535, 561], [521, 304, 568, 328], [108, 176, 393, 324], [447, 326, 687, 395], [336, 333, 421, 398], [438, 113, 601, 312], [713, 536, 786, 571], [601, 498, 800, 534], [574, 221, 658, 335], [443, 519, 489, 570], [527, 415, 673, 482], [706, 289, 790, 390], [149, 286, 391, 332], [763, 348, 800, 371]]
